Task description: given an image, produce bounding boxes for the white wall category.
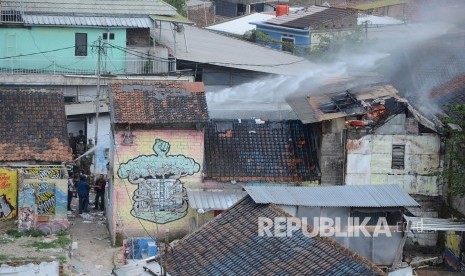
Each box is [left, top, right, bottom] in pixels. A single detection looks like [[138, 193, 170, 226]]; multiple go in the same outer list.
[[345, 133, 440, 195], [86, 114, 111, 148]]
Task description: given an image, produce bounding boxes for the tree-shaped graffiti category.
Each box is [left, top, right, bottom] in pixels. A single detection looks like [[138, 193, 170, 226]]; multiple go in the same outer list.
[[118, 139, 200, 224]]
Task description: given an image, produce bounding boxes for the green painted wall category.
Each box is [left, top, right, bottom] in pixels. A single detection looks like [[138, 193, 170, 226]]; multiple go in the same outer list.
[[0, 26, 127, 73]]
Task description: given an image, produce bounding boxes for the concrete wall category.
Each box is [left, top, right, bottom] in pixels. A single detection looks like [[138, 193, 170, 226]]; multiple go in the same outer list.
[[345, 131, 440, 195], [0, 26, 127, 73], [320, 119, 345, 185], [110, 128, 204, 242]]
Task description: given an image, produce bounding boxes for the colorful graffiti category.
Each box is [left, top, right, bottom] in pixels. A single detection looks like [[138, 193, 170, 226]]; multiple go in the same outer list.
[[18, 179, 69, 233], [0, 168, 17, 219], [20, 167, 62, 179], [118, 139, 200, 224], [445, 231, 463, 272]]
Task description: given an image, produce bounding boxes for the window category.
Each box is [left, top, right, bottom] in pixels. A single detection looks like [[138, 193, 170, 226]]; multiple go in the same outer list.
[[103, 33, 115, 40], [392, 145, 405, 169], [281, 37, 294, 53], [75, 33, 87, 56]]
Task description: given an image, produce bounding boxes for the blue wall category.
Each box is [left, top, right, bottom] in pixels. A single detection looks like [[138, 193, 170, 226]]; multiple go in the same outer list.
[[253, 22, 310, 56], [0, 26, 127, 73]]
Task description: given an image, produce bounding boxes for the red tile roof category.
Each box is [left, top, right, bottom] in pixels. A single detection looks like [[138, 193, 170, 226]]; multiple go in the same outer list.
[[110, 81, 208, 124], [0, 88, 72, 163]]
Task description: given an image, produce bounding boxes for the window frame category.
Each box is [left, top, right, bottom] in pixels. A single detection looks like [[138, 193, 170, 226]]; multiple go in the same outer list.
[[391, 144, 405, 170], [75, 33, 88, 57]]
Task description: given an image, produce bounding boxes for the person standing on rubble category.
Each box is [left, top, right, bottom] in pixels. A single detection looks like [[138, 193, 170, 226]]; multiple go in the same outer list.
[[77, 174, 90, 214], [93, 174, 106, 211], [67, 173, 78, 211]]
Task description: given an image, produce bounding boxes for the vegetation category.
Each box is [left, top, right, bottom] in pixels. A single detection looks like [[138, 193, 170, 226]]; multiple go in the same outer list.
[[242, 30, 295, 54], [308, 26, 366, 61], [165, 0, 187, 17], [6, 229, 46, 238], [29, 237, 72, 250], [440, 105, 465, 196]]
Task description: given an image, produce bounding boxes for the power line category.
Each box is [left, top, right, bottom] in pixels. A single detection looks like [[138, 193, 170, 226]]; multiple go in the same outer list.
[[0, 46, 76, 60]]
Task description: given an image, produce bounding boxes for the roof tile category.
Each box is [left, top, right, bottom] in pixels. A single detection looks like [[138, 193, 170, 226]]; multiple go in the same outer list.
[[0, 88, 71, 162], [166, 196, 386, 276], [110, 81, 208, 124]]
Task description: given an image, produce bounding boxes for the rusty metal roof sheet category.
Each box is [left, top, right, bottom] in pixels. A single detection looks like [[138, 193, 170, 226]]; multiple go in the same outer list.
[[245, 184, 419, 207], [186, 189, 247, 211]]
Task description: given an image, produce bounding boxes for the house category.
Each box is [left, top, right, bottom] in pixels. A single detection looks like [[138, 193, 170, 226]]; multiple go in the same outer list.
[[288, 82, 442, 248], [0, 0, 187, 150], [163, 194, 386, 275], [0, 0, 178, 75], [0, 87, 71, 233], [214, 0, 279, 17], [204, 119, 321, 183], [155, 21, 313, 92], [244, 184, 419, 266], [334, 0, 407, 19], [251, 5, 357, 54], [108, 80, 208, 243]]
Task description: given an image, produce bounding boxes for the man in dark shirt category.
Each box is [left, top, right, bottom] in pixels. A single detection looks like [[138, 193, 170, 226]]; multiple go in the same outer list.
[[93, 174, 106, 211], [77, 175, 90, 214], [75, 130, 87, 155]]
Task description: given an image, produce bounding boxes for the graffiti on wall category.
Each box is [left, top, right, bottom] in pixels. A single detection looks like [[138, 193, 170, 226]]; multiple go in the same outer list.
[[18, 179, 69, 233], [0, 169, 18, 219], [20, 168, 62, 179], [22, 182, 56, 215], [118, 139, 200, 224], [445, 231, 463, 272]]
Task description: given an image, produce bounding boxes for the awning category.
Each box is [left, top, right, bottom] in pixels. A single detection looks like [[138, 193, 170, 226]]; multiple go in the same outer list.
[[187, 189, 247, 211], [405, 215, 465, 232], [150, 14, 193, 25]]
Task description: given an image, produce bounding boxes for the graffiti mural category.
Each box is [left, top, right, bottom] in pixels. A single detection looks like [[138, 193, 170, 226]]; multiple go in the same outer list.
[[0, 168, 17, 219], [118, 139, 200, 224], [20, 167, 62, 179], [18, 179, 69, 233]]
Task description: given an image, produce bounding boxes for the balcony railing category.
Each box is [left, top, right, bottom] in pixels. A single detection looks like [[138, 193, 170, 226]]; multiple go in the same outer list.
[[0, 58, 175, 75]]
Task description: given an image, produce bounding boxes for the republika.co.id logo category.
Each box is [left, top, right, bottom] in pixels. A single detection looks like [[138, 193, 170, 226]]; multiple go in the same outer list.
[[257, 217, 423, 238]]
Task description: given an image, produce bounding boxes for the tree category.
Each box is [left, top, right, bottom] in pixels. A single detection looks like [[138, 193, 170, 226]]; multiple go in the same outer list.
[[441, 104, 465, 196], [166, 0, 187, 17], [308, 26, 366, 61]]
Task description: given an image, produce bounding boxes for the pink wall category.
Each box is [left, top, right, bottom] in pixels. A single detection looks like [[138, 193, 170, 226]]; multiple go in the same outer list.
[[111, 129, 204, 240]]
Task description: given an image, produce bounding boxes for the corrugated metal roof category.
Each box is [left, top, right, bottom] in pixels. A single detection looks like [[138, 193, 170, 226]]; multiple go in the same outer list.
[[245, 184, 419, 207], [155, 22, 312, 76], [187, 189, 247, 210], [23, 15, 153, 28], [206, 13, 276, 35], [405, 216, 465, 231], [265, 5, 355, 29], [1, 0, 177, 16]]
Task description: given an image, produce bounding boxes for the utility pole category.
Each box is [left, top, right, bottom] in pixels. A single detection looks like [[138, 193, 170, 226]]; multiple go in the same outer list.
[[95, 35, 102, 150]]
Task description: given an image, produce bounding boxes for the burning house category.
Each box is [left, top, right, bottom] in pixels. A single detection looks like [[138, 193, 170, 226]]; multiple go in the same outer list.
[[288, 83, 442, 248]]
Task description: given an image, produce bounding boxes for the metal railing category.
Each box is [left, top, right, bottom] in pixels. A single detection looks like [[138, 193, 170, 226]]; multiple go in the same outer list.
[[0, 58, 175, 75]]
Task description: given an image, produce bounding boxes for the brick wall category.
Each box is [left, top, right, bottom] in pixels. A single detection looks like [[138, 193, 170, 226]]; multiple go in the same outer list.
[[111, 128, 204, 241]]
